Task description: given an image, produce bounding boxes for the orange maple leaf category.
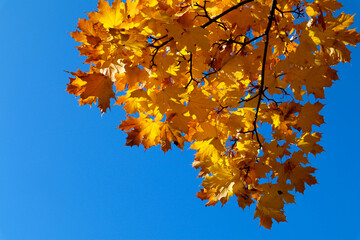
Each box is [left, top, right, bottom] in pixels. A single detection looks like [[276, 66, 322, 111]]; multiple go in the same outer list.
[[67, 71, 115, 113]]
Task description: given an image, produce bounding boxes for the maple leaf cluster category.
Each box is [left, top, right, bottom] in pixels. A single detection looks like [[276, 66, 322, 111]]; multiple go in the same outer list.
[[67, 0, 360, 229]]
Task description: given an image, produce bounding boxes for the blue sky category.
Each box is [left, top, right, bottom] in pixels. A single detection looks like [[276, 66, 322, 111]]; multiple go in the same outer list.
[[0, 0, 359, 239]]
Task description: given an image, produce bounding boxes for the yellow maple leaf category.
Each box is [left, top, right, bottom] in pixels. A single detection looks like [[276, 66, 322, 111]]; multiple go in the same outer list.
[[254, 200, 287, 230], [297, 132, 324, 156], [179, 27, 210, 53], [160, 122, 185, 152], [91, 0, 126, 29], [191, 138, 225, 165], [297, 102, 324, 132]]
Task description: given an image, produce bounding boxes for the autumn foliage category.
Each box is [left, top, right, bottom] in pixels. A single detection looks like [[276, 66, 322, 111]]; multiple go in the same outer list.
[[67, 0, 360, 228]]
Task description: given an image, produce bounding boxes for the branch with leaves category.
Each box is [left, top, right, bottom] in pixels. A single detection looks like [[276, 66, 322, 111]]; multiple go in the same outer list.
[[67, 0, 360, 229]]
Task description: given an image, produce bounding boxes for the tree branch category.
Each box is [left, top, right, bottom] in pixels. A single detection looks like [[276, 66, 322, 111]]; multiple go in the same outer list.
[[149, 36, 174, 67], [252, 0, 277, 148], [201, 0, 255, 28], [185, 52, 199, 88]]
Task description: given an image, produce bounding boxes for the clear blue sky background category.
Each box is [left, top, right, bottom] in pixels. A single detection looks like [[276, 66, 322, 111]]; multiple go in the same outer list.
[[0, 0, 359, 239]]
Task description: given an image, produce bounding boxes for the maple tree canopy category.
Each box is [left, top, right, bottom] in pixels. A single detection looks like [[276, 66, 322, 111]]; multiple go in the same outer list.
[[67, 0, 360, 229]]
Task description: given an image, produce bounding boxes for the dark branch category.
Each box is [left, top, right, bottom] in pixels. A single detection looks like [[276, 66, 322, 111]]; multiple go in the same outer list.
[[235, 33, 265, 55], [201, 0, 255, 28], [185, 52, 199, 88], [252, 0, 278, 149], [275, 5, 304, 18], [239, 92, 261, 104], [149, 36, 174, 67], [216, 105, 228, 114]]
